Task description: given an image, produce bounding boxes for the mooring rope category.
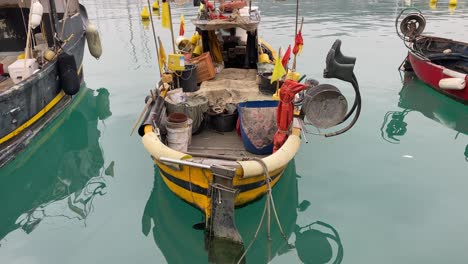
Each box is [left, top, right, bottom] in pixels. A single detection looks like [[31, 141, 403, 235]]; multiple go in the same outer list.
[[236, 158, 290, 264]]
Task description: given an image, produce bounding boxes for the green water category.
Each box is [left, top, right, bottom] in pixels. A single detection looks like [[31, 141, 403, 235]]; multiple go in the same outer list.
[[1, 0, 467, 263]]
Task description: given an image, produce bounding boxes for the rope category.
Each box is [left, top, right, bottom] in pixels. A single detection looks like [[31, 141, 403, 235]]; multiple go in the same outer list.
[[236, 158, 290, 264], [236, 197, 268, 264], [60, 0, 71, 39]]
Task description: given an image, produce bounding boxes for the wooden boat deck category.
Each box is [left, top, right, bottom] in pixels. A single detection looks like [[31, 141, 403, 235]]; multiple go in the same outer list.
[[0, 78, 13, 93], [189, 129, 265, 158]]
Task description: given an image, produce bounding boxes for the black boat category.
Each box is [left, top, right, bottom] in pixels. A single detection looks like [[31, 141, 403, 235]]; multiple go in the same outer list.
[[0, 0, 101, 167]]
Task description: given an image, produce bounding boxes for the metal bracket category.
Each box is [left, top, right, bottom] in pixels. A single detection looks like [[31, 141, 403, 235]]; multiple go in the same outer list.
[[211, 165, 236, 181], [208, 165, 242, 244]]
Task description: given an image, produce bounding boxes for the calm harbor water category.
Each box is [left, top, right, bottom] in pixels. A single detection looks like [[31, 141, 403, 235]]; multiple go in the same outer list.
[[1, 0, 467, 263]]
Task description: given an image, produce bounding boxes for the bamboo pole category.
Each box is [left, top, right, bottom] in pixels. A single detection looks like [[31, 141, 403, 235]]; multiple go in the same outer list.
[[295, 0, 299, 35], [22, 0, 34, 81], [130, 96, 153, 136], [146, 0, 162, 76], [292, 17, 303, 71], [167, 1, 176, 53]]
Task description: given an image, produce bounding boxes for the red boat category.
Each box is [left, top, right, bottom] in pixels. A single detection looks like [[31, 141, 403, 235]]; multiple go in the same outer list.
[[397, 10, 468, 104]]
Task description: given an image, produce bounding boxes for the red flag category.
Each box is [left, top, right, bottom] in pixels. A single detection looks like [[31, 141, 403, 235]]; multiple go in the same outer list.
[[293, 31, 303, 55], [179, 15, 185, 36], [282, 45, 291, 68]]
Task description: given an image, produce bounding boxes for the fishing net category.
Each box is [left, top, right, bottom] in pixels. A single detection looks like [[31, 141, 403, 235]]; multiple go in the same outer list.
[[240, 106, 277, 149], [194, 68, 270, 112], [165, 94, 209, 134]]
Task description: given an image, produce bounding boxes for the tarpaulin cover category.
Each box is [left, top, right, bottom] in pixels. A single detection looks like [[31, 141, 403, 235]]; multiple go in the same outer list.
[[192, 13, 259, 32]]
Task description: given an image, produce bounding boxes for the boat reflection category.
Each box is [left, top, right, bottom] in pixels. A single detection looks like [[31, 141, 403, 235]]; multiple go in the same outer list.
[[142, 160, 344, 263], [382, 72, 468, 159], [0, 87, 113, 242]]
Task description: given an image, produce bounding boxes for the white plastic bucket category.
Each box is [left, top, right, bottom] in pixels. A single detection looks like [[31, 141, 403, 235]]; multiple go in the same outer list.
[[166, 88, 185, 104], [166, 118, 192, 152]]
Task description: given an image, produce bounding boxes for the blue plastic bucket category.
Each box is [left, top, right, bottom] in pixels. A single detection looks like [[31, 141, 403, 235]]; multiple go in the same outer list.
[[238, 100, 279, 155]]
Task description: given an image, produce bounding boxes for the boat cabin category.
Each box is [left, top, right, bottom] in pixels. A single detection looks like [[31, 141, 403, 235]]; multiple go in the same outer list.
[[0, 0, 79, 89]]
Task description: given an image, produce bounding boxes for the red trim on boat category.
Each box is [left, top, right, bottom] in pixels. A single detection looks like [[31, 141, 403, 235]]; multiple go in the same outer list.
[[408, 52, 468, 103]]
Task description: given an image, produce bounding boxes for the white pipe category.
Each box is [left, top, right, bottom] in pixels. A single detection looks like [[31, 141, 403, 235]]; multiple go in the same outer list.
[[238, 134, 301, 178], [142, 119, 303, 178]]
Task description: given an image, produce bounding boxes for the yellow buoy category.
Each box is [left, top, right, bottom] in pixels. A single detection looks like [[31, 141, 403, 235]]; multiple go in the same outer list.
[[429, 0, 437, 10], [449, 0, 457, 6], [152, 0, 159, 10], [17, 53, 25, 59], [44, 49, 56, 61], [141, 6, 150, 20], [193, 45, 202, 57], [259, 53, 270, 63], [286, 71, 300, 81], [190, 32, 200, 46]]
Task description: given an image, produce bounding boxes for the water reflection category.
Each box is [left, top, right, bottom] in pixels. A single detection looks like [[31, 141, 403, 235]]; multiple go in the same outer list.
[[382, 72, 468, 159], [142, 161, 343, 263], [295, 221, 343, 264], [0, 87, 113, 242]]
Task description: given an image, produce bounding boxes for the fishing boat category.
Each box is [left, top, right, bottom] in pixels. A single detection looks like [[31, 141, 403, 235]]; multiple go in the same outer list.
[[0, 0, 102, 167], [396, 9, 468, 104], [138, 0, 361, 244], [142, 160, 344, 263]]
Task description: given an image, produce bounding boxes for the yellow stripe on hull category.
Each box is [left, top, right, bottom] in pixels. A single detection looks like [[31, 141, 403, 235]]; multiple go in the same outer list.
[[0, 91, 66, 145], [0, 64, 83, 145], [155, 160, 287, 220]]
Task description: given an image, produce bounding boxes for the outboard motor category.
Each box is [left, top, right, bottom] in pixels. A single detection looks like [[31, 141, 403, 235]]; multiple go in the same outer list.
[[301, 39, 361, 137]]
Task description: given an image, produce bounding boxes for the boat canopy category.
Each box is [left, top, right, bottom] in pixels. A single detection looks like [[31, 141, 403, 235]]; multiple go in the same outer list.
[[0, 0, 79, 14], [192, 14, 259, 32]]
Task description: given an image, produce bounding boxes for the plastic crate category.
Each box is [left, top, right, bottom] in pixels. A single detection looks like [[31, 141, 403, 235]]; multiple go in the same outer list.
[[190, 52, 215, 83]]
